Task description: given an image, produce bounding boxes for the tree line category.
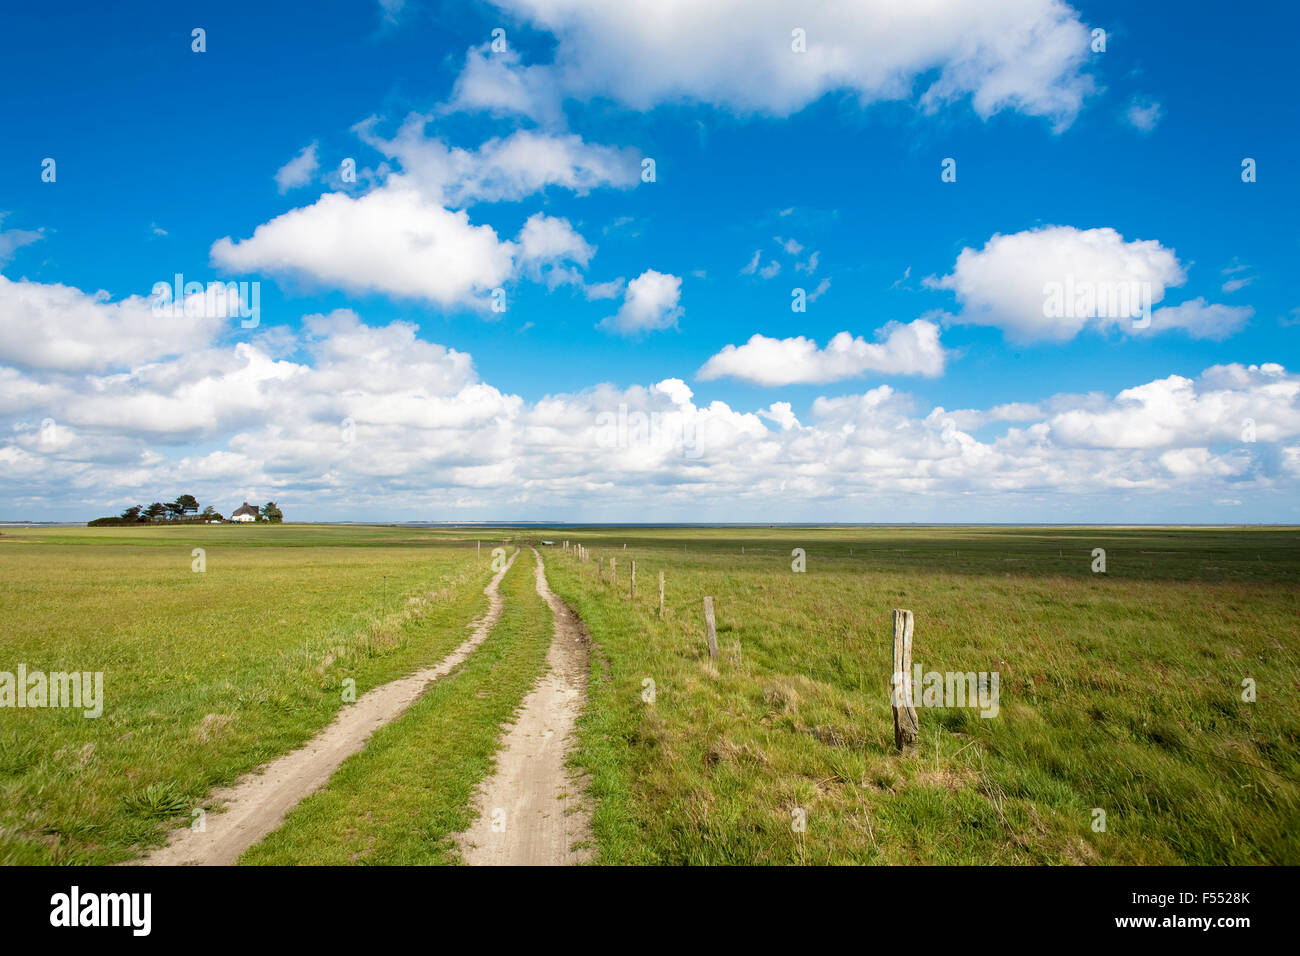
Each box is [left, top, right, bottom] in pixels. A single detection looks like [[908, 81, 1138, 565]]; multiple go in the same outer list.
[[87, 496, 283, 526]]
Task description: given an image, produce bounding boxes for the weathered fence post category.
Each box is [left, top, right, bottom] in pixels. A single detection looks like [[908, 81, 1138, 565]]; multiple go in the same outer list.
[[892, 609, 919, 753], [599, 556, 603, 576], [610, 556, 616, 584], [630, 560, 636, 600], [703, 596, 718, 661], [658, 571, 665, 620]]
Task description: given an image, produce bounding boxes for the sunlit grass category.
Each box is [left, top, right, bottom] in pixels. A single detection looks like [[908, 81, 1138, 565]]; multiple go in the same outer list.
[[539, 527, 1300, 864], [0, 524, 494, 864]]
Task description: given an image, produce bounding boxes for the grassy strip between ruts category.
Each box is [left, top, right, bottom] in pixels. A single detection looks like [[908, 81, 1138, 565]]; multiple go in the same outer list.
[[539, 529, 1299, 865], [240, 549, 554, 865]]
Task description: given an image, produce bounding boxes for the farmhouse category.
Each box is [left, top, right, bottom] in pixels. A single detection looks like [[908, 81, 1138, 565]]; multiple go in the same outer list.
[[230, 502, 259, 523]]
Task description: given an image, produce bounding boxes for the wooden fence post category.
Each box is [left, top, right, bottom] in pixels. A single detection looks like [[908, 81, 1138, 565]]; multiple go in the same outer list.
[[610, 556, 616, 584], [703, 596, 718, 661], [892, 609, 919, 753], [658, 571, 665, 620], [630, 560, 636, 600], [598, 556, 603, 576]]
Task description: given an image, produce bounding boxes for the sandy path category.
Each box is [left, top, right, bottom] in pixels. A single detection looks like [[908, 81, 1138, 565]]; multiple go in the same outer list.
[[140, 549, 518, 866], [457, 548, 593, 866]]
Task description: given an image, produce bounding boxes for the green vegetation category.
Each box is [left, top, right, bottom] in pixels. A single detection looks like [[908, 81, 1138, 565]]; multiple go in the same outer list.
[[85, 493, 266, 525], [0, 524, 493, 864], [242, 548, 554, 864], [538, 527, 1300, 864], [2, 523, 1295, 866]]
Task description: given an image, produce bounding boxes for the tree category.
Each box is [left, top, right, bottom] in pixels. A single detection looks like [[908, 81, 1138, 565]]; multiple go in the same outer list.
[[120, 505, 143, 521], [164, 501, 184, 520], [144, 502, 167, 521], [175, 494, 200, 516], [261, 501, 284, 523]]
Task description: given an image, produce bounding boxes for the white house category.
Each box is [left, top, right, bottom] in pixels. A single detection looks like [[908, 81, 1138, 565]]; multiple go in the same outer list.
[[230, 502, 259, 523]]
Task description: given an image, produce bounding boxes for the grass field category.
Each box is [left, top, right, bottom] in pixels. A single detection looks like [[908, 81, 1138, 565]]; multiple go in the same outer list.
[[539, 527, 1300, 864], [1, 523, 1296, 865], [0, 524, 495, 864]]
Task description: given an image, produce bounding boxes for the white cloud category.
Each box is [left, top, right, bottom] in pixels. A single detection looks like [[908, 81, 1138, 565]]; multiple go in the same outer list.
[[3, 298, 1298, 520], [584, 278, 625, 301], [599, 270, 683, 335], [357, 117, 640, 206], [1143, 297, 1253, 341], [471, 0, 1096, 127], [1220, 263, 1256, 294], [444, 44, 564, 125], [698, 319, 946, 385], [0, 215, 43, 265], [795, 250, 820, 274], [1124, 97, 1163, 132], [275, 142, 320, 193], [220, 107, 645, 309], [211, 179, 519, 309], [0, 274, 230, 373], [517, 213, 594, 268], [1045, 364, 1298, 449], [926, 225, 1247, 342]]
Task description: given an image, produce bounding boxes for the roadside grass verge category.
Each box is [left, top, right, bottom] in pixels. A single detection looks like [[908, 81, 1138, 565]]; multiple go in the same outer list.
[[0, 525, 494, 864], [539, 528, 1300, 864], [240, 548, 554, 865]]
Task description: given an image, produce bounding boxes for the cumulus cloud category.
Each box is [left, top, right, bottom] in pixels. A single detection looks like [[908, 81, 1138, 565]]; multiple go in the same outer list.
[[599, 270, 683, 335], [471, 0, 1096, 127], [517, 213, 594, 267], [274, 142, 320, 193], [698, 319, 945, 385], [211, 179, 518, 309], [2, 293, 1297, 520], [1045, 364, 1296, 449], [215, 113, 639, 310], [926, 225, 1248, 342], [0, 274, 231, 373]]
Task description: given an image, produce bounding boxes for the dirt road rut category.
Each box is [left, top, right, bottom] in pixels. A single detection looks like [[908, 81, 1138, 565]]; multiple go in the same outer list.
[[457, 548, 593, 865]]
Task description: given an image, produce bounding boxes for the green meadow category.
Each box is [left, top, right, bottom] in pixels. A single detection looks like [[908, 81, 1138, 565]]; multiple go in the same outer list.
[[0, 524, 494, 864], [0, 523, 1296, 865], [539, 527, 1300, 864]]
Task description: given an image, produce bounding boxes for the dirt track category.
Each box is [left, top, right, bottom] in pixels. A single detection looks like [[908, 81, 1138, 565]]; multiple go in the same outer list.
[[457, 548, 593, 865], [140, 550, 518, 866]]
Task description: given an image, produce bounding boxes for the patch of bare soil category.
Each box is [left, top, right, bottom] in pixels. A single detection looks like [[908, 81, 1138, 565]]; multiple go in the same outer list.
[[456, 548, 593, 866]]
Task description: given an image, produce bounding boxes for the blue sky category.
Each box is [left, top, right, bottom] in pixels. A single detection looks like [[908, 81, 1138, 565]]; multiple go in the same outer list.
[[1, 0, 1297, 522]]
